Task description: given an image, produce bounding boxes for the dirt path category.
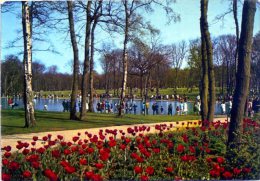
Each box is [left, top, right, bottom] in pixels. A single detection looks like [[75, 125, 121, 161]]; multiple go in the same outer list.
[[1, 118, 229, 151]]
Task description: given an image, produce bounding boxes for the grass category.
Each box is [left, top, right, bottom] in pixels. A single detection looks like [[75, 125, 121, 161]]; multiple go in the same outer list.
[[38, 87, 224, 100], [1, 109, 200, 135]]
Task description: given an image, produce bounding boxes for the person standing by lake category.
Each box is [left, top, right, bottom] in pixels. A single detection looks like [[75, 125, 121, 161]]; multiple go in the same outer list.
[[168, 104, 173, 115], [160, 106, 164, 114], [183, 101, 188, 115], [145, 102, 150, 115], [133, 103, 137, 115]]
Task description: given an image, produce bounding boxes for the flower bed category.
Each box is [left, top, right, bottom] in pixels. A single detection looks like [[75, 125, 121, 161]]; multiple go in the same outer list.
[[2, 119, 259, 180]]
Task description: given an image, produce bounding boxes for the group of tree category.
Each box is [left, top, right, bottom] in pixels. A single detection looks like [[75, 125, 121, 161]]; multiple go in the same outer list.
[[1, 0, 259, 166]]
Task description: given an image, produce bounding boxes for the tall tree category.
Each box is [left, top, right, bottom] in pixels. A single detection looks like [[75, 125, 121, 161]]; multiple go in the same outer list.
[[200, 0, 209, 122], [227, 0, 256, 147], [89, 1, 102, 112], [200, 0, 215, 123], [80, 1, 92, 120], [67, 1, 80, 120], [22, 1, 36, 127]]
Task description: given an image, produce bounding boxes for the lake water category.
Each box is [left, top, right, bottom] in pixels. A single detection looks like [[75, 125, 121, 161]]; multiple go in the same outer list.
[[1, 98, 225, 115]]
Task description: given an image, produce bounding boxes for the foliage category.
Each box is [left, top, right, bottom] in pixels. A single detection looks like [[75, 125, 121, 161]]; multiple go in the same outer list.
[[2, 118, 259, 180]]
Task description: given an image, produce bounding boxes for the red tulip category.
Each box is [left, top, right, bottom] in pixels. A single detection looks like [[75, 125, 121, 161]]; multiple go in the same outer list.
[[64, 166, 76, 174], [177, 144, 185, 153], [222, 171, 233, 179], [2, 173, 11, 181], [216, 157, 225, 164], [80, 158, 87, 165], [44, 169, 58, 181], [233, 168, 242, 175], [165, 167, 174, 173], [8, 161, 20, 170], [140, 175, 149, 181], [31, 161, 40, 169], [85, 171, 94, 179], [2, 159, 9, 166], [23, 170, 32, 178], [145, 166, 154, 175], [134, 166, 143, 174], [33, 136, 38, 141], [95, 163, 104, 169]]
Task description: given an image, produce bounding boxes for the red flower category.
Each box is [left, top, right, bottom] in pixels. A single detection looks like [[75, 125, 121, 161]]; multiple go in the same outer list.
[[44, 169, 58, 181], [64, 166, 76, 174], [23, 170, 32, 178], [92, 174, 103, 181], [8, 161, 20, 170], [165, 167, 174, 173], [222, 171, 233, 179], [2, 159, 9, 166], [181, 155, 189, 162], [95, 163, 104, 169], [64, 149, 71, 155], [4, 152, 11, 158], [189, 146, 195, 153], [85, 171, 94, 179], [4, 146, 11, 152], [86, 147, 94, 154], [42, 136, 48, 141], [26, 154, 39, 162], [134, 166, 143, 174], [2, 173, 11, 181], [57, 135, 63, 140], [140, 175, 149, 181], [99, 149, 110, 161], [31, 161, 40, 169], [145, 166, 154, 175], [120, 144, 126, 150], [209, 169, 220, 178], [72, 136, 79, 142], [152, 148, 160, 153], [80, 158, 87, 165], [216, 156, 225, 164], [108, 139, 117, 147], [233, 168, 242, 175], [33, 136, 38, 141], [177, 144, 185, 153], [22, 149, 30, 155], [242, 167, 251, 173], [52, 150, 61, 158], [60, 160, 70, 167], [36, 147, 46, 154]]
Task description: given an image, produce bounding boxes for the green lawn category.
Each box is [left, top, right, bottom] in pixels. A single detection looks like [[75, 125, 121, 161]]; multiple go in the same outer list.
[[39, 87, 224, 100], [1, 109, 200, 135]]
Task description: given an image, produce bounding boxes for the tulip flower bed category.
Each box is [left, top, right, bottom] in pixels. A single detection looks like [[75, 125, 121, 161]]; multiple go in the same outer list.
[[2, 119, 259, 181]]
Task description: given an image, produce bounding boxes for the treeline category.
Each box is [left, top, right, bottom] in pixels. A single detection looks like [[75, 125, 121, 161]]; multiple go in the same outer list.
[[2, 32, 259, 97]]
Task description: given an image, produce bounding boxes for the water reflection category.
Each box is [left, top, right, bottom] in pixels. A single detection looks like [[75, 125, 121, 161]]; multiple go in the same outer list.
[[1, 97, 225, 115]]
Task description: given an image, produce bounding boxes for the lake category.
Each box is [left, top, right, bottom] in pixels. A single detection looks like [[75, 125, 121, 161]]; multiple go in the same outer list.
[[1, 97, 225, 115]]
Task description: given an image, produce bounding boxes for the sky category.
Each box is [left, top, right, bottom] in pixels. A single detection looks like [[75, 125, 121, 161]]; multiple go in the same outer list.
[[1, 0, 260, 74]]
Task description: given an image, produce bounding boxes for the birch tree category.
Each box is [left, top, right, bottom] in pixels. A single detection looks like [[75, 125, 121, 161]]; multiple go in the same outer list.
[[22, 1, 36, 127]]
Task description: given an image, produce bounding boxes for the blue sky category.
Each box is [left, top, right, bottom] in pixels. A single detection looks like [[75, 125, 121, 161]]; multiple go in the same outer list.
[[1, 0, 260, 74]]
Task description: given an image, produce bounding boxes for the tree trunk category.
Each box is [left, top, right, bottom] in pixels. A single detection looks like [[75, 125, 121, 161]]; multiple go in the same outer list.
[[67, 1, 80, 120], [156, 64, 160, 97], [22, 1, 36, 128], [113, 58, 116, 96], [89, 21, 97, 112], [201, 0, 215, 123], [118, 2, 129, 116], [80, 1, 92, 120], [227, 0, 256, 147], [233, 0, 239, 74], [140, 74, 143, 98], [200, 0, 209, 123]]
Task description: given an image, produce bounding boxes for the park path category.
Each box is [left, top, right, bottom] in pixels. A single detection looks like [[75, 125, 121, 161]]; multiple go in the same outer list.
[[1, 117, 229, 151]]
